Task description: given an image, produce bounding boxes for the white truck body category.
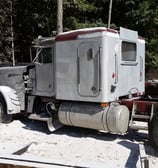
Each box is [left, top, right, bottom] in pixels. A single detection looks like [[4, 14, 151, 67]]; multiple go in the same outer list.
[[55, 27, 145, 102], [0, 27, 145, 134]]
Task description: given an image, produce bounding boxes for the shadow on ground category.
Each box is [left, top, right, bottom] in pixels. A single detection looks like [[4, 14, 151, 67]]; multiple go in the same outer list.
[[13, 114, 158, 158]]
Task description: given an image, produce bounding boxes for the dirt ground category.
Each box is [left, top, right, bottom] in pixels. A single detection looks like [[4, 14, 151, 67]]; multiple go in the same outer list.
[[0, 116, 158, 168]]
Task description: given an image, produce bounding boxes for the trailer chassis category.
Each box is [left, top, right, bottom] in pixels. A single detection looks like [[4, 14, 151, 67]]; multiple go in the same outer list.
[[120, 94, 158, 154]]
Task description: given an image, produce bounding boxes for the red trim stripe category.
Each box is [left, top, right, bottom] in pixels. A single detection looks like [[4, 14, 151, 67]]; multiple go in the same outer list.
[[55, 28, 118, 42]]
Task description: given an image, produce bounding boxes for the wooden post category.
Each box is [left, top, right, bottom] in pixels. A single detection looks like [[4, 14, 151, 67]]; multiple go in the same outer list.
[[57, 0, 63, 34]]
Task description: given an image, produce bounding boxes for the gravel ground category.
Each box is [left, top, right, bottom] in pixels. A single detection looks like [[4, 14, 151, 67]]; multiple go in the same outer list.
[[0, 116, 158, 168]]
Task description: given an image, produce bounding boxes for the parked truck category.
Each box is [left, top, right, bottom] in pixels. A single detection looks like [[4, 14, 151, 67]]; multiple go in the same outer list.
[[0, 27, 158, 151]]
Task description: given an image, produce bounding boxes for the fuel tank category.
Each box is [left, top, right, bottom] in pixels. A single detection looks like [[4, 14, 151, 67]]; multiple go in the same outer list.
[[58, 102, 129, 134]]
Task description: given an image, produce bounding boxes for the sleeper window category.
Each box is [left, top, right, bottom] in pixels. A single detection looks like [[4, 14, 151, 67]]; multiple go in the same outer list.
[[122, 42, 136, 62]]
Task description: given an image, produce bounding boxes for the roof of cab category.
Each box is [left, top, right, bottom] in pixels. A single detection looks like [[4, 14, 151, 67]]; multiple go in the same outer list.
[[55, 27, 118, 42]]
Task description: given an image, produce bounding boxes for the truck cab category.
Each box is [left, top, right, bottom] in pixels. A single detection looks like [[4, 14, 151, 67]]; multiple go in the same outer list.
[[28, 37, 55, 97], [0, 27, 148, 138]]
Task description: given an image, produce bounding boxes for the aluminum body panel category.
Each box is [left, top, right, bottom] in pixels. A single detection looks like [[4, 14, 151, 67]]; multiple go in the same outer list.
[[30, 42, 55, 97], [0, 66, 26, 110], [56, 27, 145, 103], [78, 41, 100, 97], [34, 63, 55, 97], [56, 36, 105, 102]]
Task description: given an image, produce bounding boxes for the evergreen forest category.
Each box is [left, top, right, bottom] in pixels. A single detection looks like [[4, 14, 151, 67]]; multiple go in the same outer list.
[[0, 0, 158, 71]]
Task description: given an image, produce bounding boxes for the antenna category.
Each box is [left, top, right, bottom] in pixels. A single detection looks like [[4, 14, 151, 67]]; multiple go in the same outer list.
[[108, 0, 113, 29]]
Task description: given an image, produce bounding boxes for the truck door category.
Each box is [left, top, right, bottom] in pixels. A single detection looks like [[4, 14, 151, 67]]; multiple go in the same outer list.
[[34, 46, 55, 97], [78, 41, 100, 97]]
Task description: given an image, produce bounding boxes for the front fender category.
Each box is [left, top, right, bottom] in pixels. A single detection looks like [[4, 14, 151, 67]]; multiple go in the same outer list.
[[0, 86, 21, 114]]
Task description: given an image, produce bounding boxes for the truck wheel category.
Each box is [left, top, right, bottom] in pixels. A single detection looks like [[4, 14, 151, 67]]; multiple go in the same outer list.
[[149, 112, 158, 152], [0, 95, 13, 123]]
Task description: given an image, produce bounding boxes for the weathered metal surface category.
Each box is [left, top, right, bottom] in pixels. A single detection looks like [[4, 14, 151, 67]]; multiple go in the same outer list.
[[139, 143, 149, 168], [0, 154, 96, 168]]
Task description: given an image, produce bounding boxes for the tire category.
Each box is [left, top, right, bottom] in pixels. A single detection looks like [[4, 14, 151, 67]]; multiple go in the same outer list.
[[0, 94, 13, 123], [149, 112, 158, 153]]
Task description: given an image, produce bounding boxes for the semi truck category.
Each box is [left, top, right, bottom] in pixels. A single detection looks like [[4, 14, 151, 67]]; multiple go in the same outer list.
[[0, 27, 158, 151]]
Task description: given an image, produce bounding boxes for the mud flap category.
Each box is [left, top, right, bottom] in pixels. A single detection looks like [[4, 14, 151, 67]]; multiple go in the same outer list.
[[47, 118, 63, 132], [28, 113, 63, 132]]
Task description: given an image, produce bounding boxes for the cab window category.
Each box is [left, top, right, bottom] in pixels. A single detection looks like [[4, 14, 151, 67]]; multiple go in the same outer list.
[[38, 47, 52, 63]]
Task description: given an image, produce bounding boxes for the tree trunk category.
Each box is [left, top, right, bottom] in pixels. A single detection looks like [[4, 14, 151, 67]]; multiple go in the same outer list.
[[57, 0, 63, 34], [10, 0, 15, 65]]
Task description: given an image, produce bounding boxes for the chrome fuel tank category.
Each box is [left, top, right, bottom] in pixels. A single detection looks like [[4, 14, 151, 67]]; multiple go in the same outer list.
[[58, 102, 129, 134]]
